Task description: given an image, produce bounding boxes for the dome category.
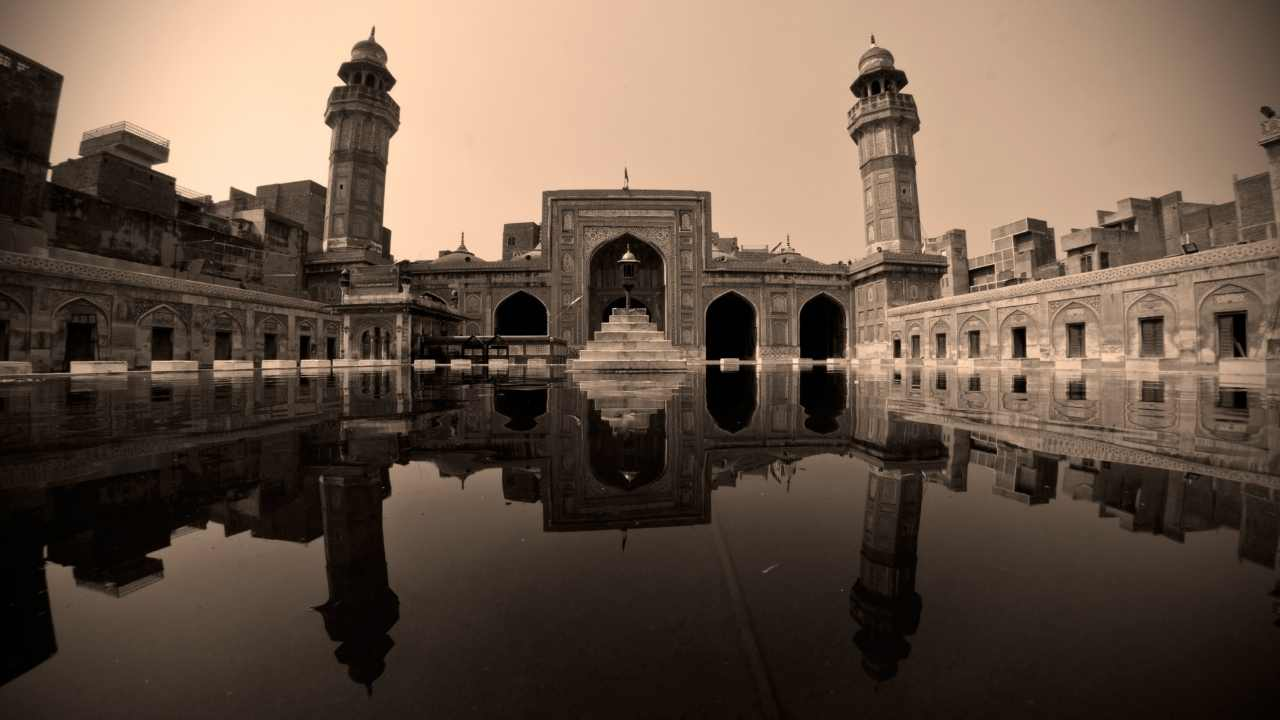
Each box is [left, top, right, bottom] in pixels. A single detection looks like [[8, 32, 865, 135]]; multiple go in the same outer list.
[[351, 27, 387, 66], [858, 44, 894, 74]]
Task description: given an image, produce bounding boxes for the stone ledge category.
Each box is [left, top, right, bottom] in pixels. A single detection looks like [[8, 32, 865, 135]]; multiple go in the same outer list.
[[412, 359, 437, 371], [151, 360, 199, 372], [0, 361, 34, 375], [213, 360, 254, 371], [261, 360, 297, 370], [300, 359, 331, 369], [70, 361, 128, 374], [449, 359, 473, 369]]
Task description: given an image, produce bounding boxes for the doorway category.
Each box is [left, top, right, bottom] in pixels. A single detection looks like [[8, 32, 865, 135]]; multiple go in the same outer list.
[[1066, 323, 1086, 358], [299, 334, 313, 360], [215, 331, 232, 360], [935, 333, 947, 359], [151, 327, 174, 361], [910, 335, 921, 359], [799, 294, 846, 360], [1011, 327, 1027, 359], [326, 337, 337, 360], [65, 317, 97, 364], [1216, 312, 1246, 358], [263, 333, 279, 360]]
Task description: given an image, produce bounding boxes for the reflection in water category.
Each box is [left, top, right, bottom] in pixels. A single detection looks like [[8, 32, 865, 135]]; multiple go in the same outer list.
[[315, 470, 398, 694], [799, 368, 846, 434], [851, 468, 923, 682], [0, 368, 1277, 714], [706, 367, 756, 433]]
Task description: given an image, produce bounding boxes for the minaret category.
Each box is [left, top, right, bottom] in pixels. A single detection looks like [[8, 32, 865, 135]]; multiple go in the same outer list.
[[322, 28, 400, 257], [848, 36, 922, 255]]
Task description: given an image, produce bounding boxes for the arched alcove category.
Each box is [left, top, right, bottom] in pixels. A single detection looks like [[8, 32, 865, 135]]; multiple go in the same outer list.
[[705, 292, 756, 360], [799, 294, 846, 360], [494, 291, 548, 336]]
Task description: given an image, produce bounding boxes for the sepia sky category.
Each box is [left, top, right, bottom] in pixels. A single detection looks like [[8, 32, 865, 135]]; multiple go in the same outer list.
[[3, 0, 1278, 263]]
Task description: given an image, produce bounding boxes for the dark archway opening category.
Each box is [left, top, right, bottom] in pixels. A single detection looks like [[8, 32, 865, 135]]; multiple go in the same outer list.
[[494, 387, 547, 431], [800, 368, 846, 434], [705, 292, 756, 360], [799, 294, 846, 360], [588, 236, 664, 339], [706, 367, 756, 433], [494, 292, 548, 336]]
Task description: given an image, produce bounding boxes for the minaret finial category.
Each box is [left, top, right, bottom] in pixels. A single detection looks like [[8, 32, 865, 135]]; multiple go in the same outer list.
[[870, 34, 876, 46], [623, 166, 630, 191], [370, 26, 376, 40]]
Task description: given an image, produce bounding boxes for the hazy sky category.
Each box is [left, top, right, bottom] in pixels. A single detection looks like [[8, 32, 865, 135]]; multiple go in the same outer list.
[[3, 0, 1278, 262]]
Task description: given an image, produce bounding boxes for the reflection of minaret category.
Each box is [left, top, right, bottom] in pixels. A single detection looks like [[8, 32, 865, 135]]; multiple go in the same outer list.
[[314, 469, 399, 694], [943, 429, 970, 492], [850, 468, 924, 682], [0, 520, 57, 687]]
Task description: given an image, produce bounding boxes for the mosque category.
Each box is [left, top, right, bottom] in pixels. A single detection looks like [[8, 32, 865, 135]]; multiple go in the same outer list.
[[0, 31, 1277, 374]]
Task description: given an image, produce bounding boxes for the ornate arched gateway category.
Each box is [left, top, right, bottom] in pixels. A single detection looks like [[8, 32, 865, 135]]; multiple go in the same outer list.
[[587, 235, 665, 338]]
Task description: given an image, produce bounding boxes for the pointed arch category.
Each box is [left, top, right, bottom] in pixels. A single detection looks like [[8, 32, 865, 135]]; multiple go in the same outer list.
[[799, 292, 846, 360], [705, 290, 757, 360], [493, 290, 549, 336]]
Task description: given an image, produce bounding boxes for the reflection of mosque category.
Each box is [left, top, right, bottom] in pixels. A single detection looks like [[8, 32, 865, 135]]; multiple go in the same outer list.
[[2, 366, 1279, 689]]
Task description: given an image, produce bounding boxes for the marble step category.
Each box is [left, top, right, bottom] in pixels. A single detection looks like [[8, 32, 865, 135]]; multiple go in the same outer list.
[[580, 341, 679, 352], [599, 324, 660, 334], [568, 359, 687, 372], [591, 330, 665, 342], [576, 350, 685, 361]]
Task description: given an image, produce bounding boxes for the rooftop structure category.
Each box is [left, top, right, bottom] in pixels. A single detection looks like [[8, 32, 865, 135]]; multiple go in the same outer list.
[[79, 121, 170, 167]]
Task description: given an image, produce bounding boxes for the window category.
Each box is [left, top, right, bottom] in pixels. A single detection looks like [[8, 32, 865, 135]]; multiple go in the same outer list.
[[1100, 252, 1110, 269], [892, 338, 901, 358], [1139, 317, 1163, 357], [935, 374, 947, 391], [1081, 255, 1093, 273], [1140, 381, 1165, 403], [967, 375, 981, 392], [507, 237, 516, 246], [1012, 375, 1027, 393], [910, 335, 921, 359], [1067, 380, 1087, 401], [935, 333, 947, 358], [1216, 389, 1247, 410], [1066, 323, 1086, 358], [967, 330, 981, 358]]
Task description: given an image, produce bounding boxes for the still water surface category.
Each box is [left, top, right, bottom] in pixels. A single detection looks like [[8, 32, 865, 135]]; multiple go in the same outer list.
[[1, 367, 1277, 718]]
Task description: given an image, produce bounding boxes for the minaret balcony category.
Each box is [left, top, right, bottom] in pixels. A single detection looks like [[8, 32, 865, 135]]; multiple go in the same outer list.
[[326, 85, 401, 122], [847, 93, 917, 132]]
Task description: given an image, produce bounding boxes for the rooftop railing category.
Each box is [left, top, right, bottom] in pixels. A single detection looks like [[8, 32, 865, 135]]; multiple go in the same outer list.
[[81, 121, 170, 148]]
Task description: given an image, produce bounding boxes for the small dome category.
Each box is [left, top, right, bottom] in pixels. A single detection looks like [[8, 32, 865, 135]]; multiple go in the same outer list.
[[351, 27, 387, 66], [858, 44, 895, 74]]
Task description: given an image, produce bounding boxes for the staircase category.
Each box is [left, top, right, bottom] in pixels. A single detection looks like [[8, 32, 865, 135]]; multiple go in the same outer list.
[[568, 307, 687, 372]]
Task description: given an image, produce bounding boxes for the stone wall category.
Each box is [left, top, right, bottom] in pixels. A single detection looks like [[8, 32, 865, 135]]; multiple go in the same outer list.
[[0, 249, 335, 371], [883, 240, 1280, 370]]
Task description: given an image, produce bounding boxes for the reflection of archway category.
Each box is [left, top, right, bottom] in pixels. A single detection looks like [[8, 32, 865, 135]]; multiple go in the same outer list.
[[587, 405, 667, 491], [800, 294, 846, 359], [588, 235, 665, 338], [706, 367, 756, 433], [800, 368, 846, 434], [494, 387, 547, 431], [705, 291, 756, 360], [494, 291, 548, 336]]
